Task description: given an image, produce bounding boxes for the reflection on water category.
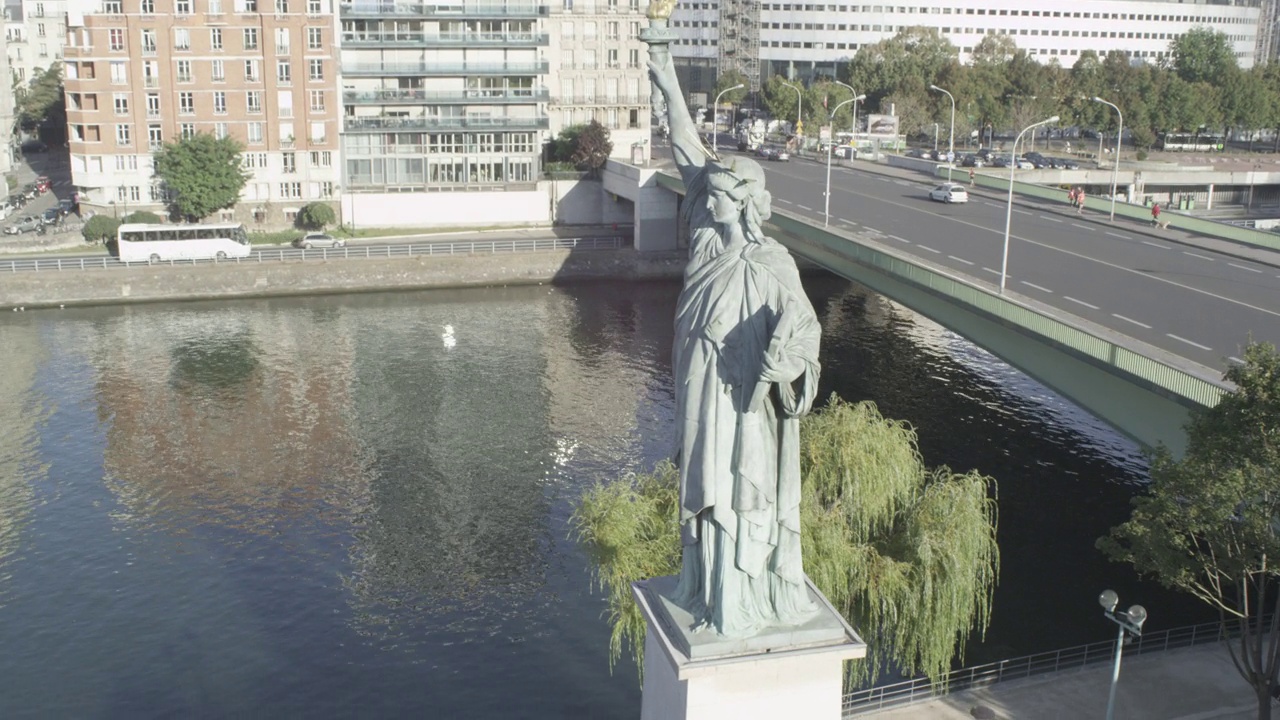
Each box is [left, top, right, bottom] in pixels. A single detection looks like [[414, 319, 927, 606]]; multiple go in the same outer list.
[[0, 275, 1209, 717]]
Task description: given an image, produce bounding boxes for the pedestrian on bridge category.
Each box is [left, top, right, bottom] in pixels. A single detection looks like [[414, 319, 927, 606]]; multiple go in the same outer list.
[[1151, 202, 1161, 227]]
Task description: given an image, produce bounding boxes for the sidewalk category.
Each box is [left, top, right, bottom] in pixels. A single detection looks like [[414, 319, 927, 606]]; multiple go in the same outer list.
[[864, 643, 1257, 720]]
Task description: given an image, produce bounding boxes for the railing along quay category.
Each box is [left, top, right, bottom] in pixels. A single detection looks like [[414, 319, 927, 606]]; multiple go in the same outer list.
[[2, 236, 626, 273], [843, 618, 1230, 716]]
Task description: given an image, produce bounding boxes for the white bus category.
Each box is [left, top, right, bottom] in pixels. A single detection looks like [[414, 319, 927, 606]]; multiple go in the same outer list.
[[116, 222, 252, 263]]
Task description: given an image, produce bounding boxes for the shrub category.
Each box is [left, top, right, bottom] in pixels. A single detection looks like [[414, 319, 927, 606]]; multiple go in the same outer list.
[[1136, 150, 1148, 161], [295, 202, 336, 230], [82, 215, 119, 244], [121, 211, 164, 224]]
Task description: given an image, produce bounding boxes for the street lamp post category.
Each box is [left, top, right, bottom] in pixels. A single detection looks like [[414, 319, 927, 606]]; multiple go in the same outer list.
[[834, 81, 858, 137], [1099, 589, 1148, 720], [1093, 96, 1124, 222], [825, 97, 855, 227], [934, 123, 939, 153], [712, 83, 745, 155], [929, 84, 956, 182], [1001, 115, 1059, 294]]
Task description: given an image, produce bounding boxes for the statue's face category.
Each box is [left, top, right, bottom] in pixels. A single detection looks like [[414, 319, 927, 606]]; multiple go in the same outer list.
[[708, 188, 740, 225]]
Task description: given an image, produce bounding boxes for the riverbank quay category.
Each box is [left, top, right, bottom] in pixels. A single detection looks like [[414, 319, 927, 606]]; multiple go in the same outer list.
[[0, 245, 686, 310], [855, 642, 1255, 720]]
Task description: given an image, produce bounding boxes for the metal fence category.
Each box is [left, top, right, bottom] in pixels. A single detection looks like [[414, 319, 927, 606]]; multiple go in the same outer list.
[[1, 236, 626, 273], [842, 619, 1230, 716]]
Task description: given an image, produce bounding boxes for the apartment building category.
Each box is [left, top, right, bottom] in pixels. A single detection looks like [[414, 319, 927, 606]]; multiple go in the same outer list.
[[63, 0, 341, 224], [546, 0, 651, 161], [5, 0, 68, 86], [338, 0, 551, 192], [672, 0, 1262, 97]]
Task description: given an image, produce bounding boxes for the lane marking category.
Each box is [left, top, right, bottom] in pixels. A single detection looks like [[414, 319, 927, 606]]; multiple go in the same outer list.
[[796, 204, 813, 211], [982, 267, 1002, 276], [778, 198, 794, 204], [1183, 251, 1215, 262], [1228, 262, 1263, 274], [1168, 334, 1212, 351], [948, 255, 975, 265], [886, 234, 911, 244], [1070, 223, 1097, 231], [1064, 296, 1100, 310], [1021, 281, 1052, 293], [1142, 240, 1171, 249], [1229, 356, 1245, 365], [1112, 314, 1152, 329], [917, 244, 942, 254], [1013, 208, 1032, 215], [1040, 216, 1065, 223], [1105, 231, 1131, 239]]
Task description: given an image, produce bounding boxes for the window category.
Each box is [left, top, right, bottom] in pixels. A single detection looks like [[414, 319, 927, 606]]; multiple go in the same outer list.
[[307, 27, 322, 49], [239, 0, 258, 10], [115, 155, 137, 170], [175, 0, 191, 12], [307, 0, 322, 12], [628, 48, 639, 68], [309, 121, 324, 142], [245, 59, 260, 81], [277, 90, 293, 117], [180, 123, 196, 139], [607, 21, 619, 39], [562, 21, 574, 39], [277, 60, 291, 84], [585, 21, 596, 39], [211, 59, 225, 81], [308, 89, 325, 111], [148, 124, 163, 150], [213, 91, 227, 114], [176, 60, 192, 82], [109, 28, 124, 51], [174, 28, 190, 50], [110, 61, 127, 84], [146, 94, 161, 117], [308, 59, 323, 81], [102, 0, 122, 11], [141, 29, 156, 54], [243, 28, 259, 50], [248, 122, 263, 144], [246, 90, 262, 113], [214, 122, 228, 139], [279, 182, 301, 199], [309, 150, 331, 167], [276, 0, 289, 13], [211, 28, 223, 50], [275, 27, 289, 53], [209, 0, 223, 12], [282, 152, 296, 173], [140, 0, 153, 11], [116, 124, 131, 145], [113, 93, 128, 114], [607, 48, 618, 68]]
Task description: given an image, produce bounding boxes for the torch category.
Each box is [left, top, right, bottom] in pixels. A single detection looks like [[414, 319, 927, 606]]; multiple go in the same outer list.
[[640, 0, 679, 122]]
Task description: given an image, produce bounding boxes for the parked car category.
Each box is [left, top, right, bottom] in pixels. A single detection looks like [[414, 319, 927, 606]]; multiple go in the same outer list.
[[960, 154, 985, 168], [8, 194, 26, 209], [41, 208, 61, 225], [990, 156, 1009, 168], [20, 139, 48, 154], [35, 177, 51, 194], [1059, 158, 1081, 170], [5, 216, 43, 234], [1011, 156, 1035, 170], [20, 184, 38, 200], [292, 232, 345, 249], [57, 198, 76, 215], [929, 183, 969, 204]]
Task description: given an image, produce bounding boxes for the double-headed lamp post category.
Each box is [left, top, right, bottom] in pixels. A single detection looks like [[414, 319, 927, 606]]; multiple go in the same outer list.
[[712, 83, 745, 155], [1001, 115, 1059, 294], [1099, 589, 1148, 720], [833, 81, 858, 136], [1093, 96, 1124, 223], [782, 80, 803, 139], [929, 84, 956, 182], [824, 97, 856, 227]]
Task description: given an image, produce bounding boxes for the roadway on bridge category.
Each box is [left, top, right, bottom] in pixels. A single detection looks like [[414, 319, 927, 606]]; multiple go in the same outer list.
[[737, 150, 1280, 375]]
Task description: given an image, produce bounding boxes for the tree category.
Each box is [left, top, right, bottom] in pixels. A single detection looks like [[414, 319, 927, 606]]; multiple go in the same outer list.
[[82, 215, 119, 244], [574, 396, 999, 688], [1169, 27, 1237, 86], [1100, 341, 1280, 720], [15, 64, 66, 143], [121, 211, 163, 224], [714, 69, 750, 104], [570, 120, 613, 177], [153, 133, 250, 222], [296, 202, 336, 230]]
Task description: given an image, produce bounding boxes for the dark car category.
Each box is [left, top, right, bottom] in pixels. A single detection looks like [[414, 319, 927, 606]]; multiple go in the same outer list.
[[990, 155, 1009, 168], [41, 208, 61, 225], [8, 194, 26, 209], [21, 139, 48, 154], [21, 184, 38, 200], [1059, 158, 1080, 170]]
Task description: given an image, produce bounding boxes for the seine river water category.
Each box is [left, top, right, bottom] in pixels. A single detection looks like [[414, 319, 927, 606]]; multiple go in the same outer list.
[[0, 273, 1210, 718]]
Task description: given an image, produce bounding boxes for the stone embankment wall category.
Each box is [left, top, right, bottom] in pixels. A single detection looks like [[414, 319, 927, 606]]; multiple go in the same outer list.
[[1, 250, 687, 309]]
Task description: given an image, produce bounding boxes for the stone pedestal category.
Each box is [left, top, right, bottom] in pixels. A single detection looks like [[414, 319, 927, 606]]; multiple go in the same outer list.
[[632, 575, 866, 720]]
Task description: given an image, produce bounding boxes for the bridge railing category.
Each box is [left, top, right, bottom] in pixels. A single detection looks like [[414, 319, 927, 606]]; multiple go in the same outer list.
[[1, 236, 626, 273], [842, 618, 1229, 716]]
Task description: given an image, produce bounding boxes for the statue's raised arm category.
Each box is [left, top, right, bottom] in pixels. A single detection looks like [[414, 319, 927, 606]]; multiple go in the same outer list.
[[645, 25, 705, 185]]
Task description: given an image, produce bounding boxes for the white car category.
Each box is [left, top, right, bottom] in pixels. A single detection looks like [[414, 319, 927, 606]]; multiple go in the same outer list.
[[292, 232, 345, 249], [1014, 157, 1036, 170], [929, 183, 969, 204]]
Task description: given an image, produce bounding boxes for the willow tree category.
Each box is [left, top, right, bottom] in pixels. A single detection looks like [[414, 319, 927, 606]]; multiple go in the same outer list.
[[573, 396, 999, 688]]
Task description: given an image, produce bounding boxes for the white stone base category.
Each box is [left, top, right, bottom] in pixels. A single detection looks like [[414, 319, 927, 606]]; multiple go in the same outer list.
[[633, 576, 866, 720]]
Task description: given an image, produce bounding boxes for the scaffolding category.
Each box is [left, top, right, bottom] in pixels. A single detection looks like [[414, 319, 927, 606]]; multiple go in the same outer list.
[[718, 0, 760, 91]]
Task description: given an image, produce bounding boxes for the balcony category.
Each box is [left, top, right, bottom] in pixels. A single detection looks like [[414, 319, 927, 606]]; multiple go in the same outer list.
[[551, 94, 647, 106], [339, 30, 548, 47], [342, 88, 548, 104], [144, 77, 160, 88], [343, 115, 549, 132], [340, 60, 547, 76], [338, 1, 548, 18]]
